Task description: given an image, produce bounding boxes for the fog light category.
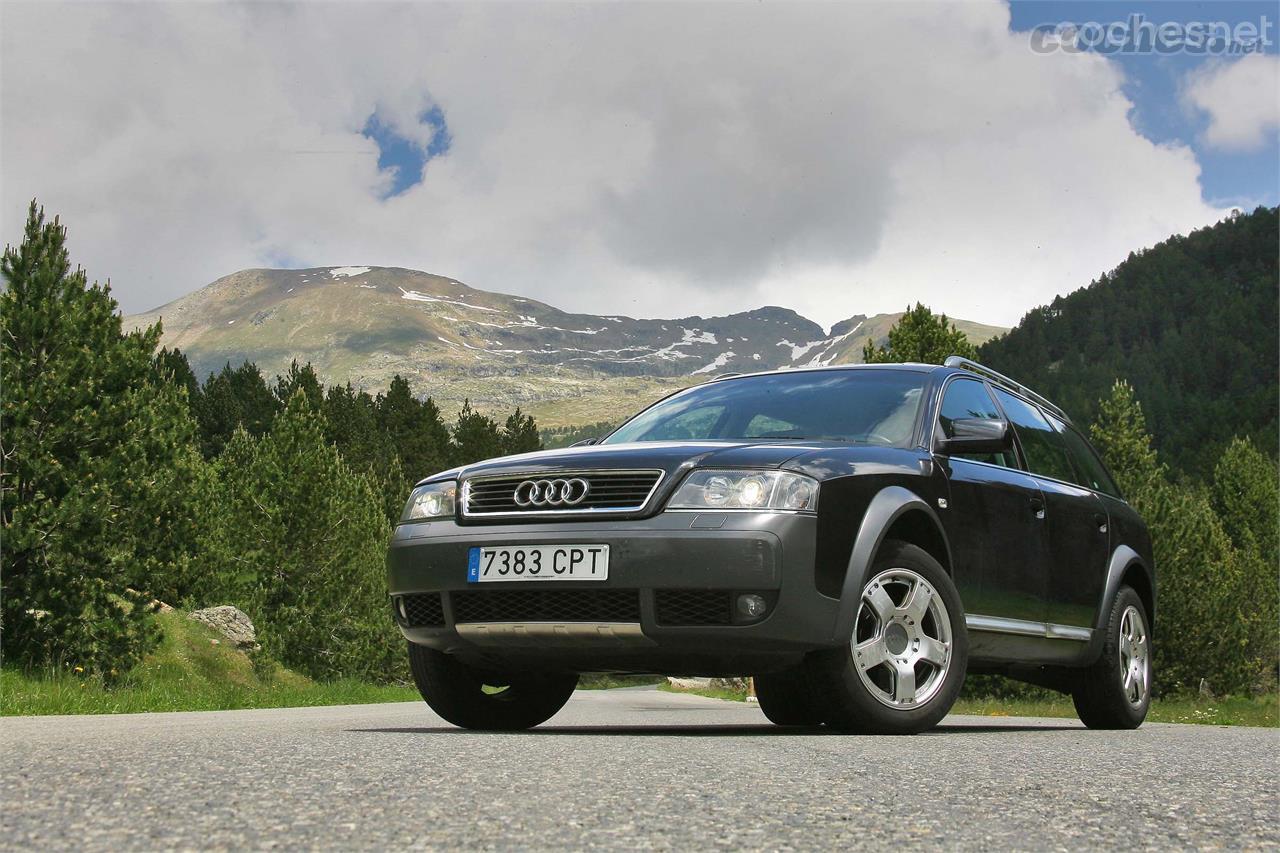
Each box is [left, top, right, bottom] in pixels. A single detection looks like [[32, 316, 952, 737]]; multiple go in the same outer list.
[[737, 594, 767, 619]]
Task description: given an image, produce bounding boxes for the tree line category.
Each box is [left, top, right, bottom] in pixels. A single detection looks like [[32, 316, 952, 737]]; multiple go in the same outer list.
[[1, 203, 539, 683], [3, 202, 1274, 699]]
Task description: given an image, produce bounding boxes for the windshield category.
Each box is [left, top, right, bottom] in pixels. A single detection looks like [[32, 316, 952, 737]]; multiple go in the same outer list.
[[603, 369, 927, 446]]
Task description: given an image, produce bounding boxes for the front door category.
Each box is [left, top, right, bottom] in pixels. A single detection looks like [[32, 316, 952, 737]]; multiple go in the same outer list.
[[933, 377, 1049, 624]]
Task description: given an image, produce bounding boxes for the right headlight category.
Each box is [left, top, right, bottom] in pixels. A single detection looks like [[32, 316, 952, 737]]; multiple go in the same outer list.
[[667, 470, 819, 512], [401, 481, 458, 522]]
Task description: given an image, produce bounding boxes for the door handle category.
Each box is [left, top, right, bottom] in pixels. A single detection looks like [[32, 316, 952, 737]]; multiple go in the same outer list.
[[1029, 497, 1046, 520], [1094, 513, 1108, 534]]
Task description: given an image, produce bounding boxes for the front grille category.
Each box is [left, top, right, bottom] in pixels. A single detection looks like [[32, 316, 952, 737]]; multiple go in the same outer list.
[[462, 470, 663, 517], [451, 589, 641, 623], [399, 593, 445, 627], [655, 590, 733, 626]]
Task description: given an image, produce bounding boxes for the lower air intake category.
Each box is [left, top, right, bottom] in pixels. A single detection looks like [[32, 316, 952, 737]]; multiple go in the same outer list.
[[451, 589, 641, 624]]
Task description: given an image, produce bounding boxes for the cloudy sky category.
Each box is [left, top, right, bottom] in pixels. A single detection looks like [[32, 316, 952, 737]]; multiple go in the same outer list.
[[2, 0, 1276, 328]]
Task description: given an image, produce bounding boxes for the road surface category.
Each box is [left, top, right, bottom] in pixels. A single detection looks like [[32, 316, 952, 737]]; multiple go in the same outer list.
[[3, 687, 1276, 850]]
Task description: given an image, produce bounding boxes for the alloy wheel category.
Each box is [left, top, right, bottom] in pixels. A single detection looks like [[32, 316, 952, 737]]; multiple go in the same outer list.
[[852, 568, 954, 709], [1118, 605, 1150, 706]]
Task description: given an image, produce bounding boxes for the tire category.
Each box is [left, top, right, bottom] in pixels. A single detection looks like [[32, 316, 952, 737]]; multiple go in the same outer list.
[[755, 666, 824, 726], [807, 540, 968, 735], [407, 642, 578, 730], [1072, 586, 1151, 730]]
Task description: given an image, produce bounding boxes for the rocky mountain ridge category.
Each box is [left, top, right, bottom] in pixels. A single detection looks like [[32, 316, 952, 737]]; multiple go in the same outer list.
[[127, 266, 1006, 426]]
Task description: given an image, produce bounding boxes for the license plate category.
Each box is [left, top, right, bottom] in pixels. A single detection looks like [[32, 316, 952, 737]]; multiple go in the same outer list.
[[467, 545, 610, 583]]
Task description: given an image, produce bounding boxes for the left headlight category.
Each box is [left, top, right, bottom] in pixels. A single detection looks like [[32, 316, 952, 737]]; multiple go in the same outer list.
[[401, 481, 458, 522], [667, 470, 819, 512]]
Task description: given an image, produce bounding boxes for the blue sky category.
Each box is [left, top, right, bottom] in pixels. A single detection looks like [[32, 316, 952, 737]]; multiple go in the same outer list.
[[362, 105, 453, 199], [1008, 0, 1278, 208]]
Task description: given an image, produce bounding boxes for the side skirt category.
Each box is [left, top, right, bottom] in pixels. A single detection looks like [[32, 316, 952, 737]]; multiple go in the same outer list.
[[965, 614, 1094, 667]]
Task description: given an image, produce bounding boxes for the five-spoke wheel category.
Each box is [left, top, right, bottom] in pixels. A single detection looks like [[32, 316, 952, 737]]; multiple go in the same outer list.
[[808, 539, 968, 734], [1118, 604, 1150, 707], [1073, 585, 1151, 729], [852, 568, 954, 709]]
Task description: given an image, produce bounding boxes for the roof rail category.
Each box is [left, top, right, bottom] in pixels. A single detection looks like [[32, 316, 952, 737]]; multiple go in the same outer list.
[[712, 372, 744, 381], [943, 356, 1070, 422]]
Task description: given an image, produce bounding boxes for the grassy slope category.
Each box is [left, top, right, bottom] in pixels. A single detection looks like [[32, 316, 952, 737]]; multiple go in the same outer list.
[[1, 611, 417, 716]]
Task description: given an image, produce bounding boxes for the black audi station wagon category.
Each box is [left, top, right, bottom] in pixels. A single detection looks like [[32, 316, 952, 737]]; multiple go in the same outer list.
[[387, 357, 1154, 734]]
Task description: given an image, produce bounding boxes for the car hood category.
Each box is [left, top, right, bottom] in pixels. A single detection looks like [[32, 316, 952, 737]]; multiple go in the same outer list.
[[432, 440, 921, 485]]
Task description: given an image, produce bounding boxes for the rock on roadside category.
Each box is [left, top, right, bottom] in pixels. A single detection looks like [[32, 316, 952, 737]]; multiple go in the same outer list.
[[189, 606, 261, 652]]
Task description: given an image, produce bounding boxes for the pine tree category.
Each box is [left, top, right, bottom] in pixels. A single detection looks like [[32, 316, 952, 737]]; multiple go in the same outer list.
[[378, 375, 450, 480], [1090, 381, 1258, 693], [1210, 438, 1279, 686], [501, 407, 541, 456], [1, 202, 201, 676], [273, 360, 324, 411], [452, 400, 504, 464], [196, 392, 402, 680], [324, 382, 406, 521], [862, 303, 978, 364], [194, 361, 280, 458]]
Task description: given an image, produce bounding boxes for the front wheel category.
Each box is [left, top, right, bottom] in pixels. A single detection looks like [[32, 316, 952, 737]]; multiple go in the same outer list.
[[755, 666, 824, 726], [808, 540, 968, 734], [1071, 586, 1151, 729], [408, 642, 578, 730]]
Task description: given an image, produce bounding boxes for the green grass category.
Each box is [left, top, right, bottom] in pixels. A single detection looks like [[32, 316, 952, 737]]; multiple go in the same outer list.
[[952, 693, 1278, 727], [1, 611, 417, 716], [662, 681, 1279, 727]]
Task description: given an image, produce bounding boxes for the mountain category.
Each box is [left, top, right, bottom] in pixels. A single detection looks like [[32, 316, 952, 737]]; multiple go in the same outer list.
[[127, 266, 1004, 427], [979, 206, 1278, 478]]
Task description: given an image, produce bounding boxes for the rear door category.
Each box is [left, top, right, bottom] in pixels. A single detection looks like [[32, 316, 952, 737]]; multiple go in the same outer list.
[[992, 390, 1110, 632], [1048, 417, 1125, 629]]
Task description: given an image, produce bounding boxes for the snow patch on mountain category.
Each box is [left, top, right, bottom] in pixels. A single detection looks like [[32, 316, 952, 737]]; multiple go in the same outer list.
[[330, 266, 371, 278], [692, 352, 737, 375], [399, 287, 501, 312], [778, 339, 825, 361]]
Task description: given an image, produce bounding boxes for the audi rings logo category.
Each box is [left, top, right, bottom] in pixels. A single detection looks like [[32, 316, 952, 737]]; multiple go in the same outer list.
[[513, 478, 591, 508]]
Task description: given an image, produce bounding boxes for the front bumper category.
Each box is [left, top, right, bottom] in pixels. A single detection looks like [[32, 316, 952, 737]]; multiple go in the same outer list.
[[386, 510, 841, 676]]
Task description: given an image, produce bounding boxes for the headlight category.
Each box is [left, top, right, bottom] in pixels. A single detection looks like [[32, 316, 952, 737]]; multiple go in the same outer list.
[[401, 481, 457, 522], [668, 470, 819, 512]]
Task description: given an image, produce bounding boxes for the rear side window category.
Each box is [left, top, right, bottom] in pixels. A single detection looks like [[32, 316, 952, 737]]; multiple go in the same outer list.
[[992, 388, 1075, 483], [1051, 416, 1122, 498], [937, 378, 1017, 468]]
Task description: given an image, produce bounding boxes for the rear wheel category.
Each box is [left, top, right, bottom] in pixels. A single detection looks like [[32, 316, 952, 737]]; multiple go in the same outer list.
[[1072, 586, 1150, 729], [408, 642, 578, 730], [808, 540, 968, 734], [755, 666, 823, 726]]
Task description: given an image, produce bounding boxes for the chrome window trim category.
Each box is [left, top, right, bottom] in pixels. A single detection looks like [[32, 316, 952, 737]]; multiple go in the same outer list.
[[931, 374, 1132, 507], [965, 613, 1092, 642], [460, 468, 666, 518]]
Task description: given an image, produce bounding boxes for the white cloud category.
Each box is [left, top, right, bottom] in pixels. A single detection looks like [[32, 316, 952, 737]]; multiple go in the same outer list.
[[1184, 54, 1280, 152], [2, 1, 1224, 328]]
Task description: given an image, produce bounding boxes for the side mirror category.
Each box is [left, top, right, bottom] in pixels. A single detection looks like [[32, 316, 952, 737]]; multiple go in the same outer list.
[[936, 418, 1012, 455], [570, 438, 598, 447]]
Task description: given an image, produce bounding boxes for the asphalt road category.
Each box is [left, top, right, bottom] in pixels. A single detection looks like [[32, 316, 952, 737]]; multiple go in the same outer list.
[[3, 687, 1276, 850]]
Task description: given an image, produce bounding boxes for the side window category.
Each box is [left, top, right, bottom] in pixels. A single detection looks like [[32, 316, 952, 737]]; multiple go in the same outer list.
[[744, 414, 800, 438], [992, 389, 1075, 483], [1051, 416, 1122, 498], [937, 379, 1017, 468]]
